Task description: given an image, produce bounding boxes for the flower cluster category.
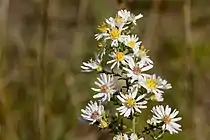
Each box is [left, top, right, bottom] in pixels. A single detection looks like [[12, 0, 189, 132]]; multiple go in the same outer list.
[[80, 9, 182, 139]]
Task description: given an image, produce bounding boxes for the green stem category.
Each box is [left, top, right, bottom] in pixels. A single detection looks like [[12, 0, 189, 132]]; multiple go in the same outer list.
[[132, 116, 136, 133]]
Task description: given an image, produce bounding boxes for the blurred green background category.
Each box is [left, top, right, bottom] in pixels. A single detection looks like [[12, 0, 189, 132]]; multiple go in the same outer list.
[[0, 0, 209, 140]]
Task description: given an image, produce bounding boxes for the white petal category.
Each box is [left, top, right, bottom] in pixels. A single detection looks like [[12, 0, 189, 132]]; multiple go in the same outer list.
[[117, 95, 126, 103], [124, 108, 131, 117], [141, 65, 153, 72], [93, 93, 104, 98]]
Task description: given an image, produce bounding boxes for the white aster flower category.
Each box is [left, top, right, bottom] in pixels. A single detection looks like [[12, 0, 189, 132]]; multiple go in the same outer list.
[[97, 42, 106, 58], [115, 14, 126, 27], [151, 105, 182, 134], [117, 10, 131, 23], [81, 57, 102, 72], [103, 25, 126, 47], [124, 35, 142, 54], [92, 73, 116, 102], [107, 51, 130, 69], [117, 87, 147, 117], [158, 76, 172, 90], [95, 22, 109, 40], [113, 133, 129, 140], [129, 12, 143, 25], [147, 118, 158, 126], [140, 74, 172, 95], [106, 16, 125, 28], [118, 9, 143, 25], [130, 133, 144, 140], [81, 101, 104, 124], [95, 33, 106, 41], [123, 57, 153, 83], [97, 22, 109, 33], [134, 46, 153, 65], [106, 17, 117, 27], [150, 93, 164, 102]]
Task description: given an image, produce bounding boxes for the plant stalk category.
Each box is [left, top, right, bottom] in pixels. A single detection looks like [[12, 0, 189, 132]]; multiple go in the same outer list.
[[132, 116, 136, 133]]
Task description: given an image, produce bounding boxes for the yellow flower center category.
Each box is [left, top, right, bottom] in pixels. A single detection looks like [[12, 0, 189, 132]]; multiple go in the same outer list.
[[97, 42, 103, 50], [126, 98, 136, 107], [133, 67, 141, 75], [99, 119, 109, 128], [115, 52, 125, 61], [96, 65, 102, 72], [100, 85, 110, 93], [150, 95, 157, 101], [138, 45, 149, 55], [128, 41, 136, 48], [109, 28, 120, 39], [163, 115, 171, 124], [146, 78, 157, 89], [97, 22, 108, 33], [115, 16, 123, 23]]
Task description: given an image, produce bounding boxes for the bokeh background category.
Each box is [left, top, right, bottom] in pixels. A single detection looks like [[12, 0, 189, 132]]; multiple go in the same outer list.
[[0, 0, 209, 140]]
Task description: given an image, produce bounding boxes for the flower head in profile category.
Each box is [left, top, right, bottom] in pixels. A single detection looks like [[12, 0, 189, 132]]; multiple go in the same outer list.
[[97, 22, 109, 33], [113, 133, 144, 140], [107, 51, 130, 69], [130, 133, 144, 140], [105, 15, 125, 28], [147, 117, 158, 126], [95, 22, 110, 41], [81, 101, 104, 124], [81, 57, 102, 72], [123, 57, 153, 83], [117, 9, 143, 25], [117, 10, 131, 23], [92, 73, 116, 102], [150, 93, 164, 102], [114, 14, 125, 28], [97, 41, 106, 58], [99, 119, 109, 129], [117, 87, 147, 117], [151, 105, 182, 134], [140, 74, 172, 95], [124, 34, 142, 54], [134, 45, 153, 65], [113, 133, 128, 140]]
